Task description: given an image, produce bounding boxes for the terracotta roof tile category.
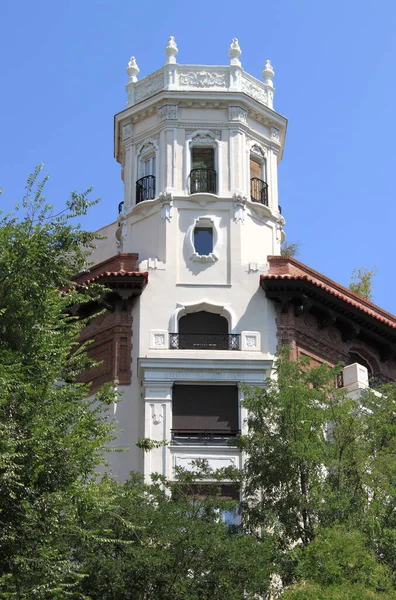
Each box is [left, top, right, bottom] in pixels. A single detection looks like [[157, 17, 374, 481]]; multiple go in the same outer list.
[[262, 256, 396, 331]]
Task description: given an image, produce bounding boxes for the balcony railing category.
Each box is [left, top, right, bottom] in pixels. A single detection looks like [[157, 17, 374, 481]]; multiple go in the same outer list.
[[136, 175, 156, 204], [250, 178, 268, 206], [171, 429, 240, 445], [169, 333, 240, 350], [190, 168, 217, 194]]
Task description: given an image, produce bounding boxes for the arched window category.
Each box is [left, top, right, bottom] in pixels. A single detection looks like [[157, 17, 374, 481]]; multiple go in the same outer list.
[[188, 132, 218, 195], [170, 311, 239, 350], [136, 142, 157, 204], [249, 145, 267, 205]]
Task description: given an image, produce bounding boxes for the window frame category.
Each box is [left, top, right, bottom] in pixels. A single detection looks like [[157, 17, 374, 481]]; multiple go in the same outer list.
[[186, 216, 221, 264], [185, 131, 220, 196]]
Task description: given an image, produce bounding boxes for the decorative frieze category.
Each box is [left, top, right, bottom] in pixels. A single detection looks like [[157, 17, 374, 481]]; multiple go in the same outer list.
[[135, 71, 165, 103], [241, 76, 268, 105], [179, 70, 227, 88]]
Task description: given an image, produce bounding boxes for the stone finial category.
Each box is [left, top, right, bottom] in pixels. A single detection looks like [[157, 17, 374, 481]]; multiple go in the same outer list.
[[229, 38, 242, 66], [262, 59, 275, 86], [126, 56, 139, 82], [165, 36, 178, 64]]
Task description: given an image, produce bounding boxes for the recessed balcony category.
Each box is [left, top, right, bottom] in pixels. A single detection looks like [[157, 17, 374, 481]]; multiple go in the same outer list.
[[136, 175, 156, 204], [250, 177, 268, 205], [169, 333, 240, 350], [190, 168, 217, 194]]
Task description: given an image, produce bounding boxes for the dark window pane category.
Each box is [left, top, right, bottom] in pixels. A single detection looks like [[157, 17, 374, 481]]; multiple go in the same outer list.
[[194, 227, 213, 255], [179, 312, 228, 335], [172, 385, 239, 432], [192, 147, 214, 169]]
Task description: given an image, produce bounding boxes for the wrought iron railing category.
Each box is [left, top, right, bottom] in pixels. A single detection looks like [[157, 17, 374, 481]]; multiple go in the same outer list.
[[136, 175, 156, 204], [118, 201, 124, 213], [171, 429, 240, 445], [169, 333, 240, 350], [250, 178, 268, 206], [190, 168, 217, 194]]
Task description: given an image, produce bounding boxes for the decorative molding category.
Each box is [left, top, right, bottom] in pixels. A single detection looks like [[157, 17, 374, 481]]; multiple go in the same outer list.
[[241, 331, 261, 351], [158, 105, 178, 121], [149, 330, 169, 350], [187, 129, 221, 143], [179, 70, 227, 88], [135, 71, 164, 102], [241, 76, 268, 105], [122, 123, 133, 140], [186, 216, 221, 264], [137, 138, 159, 158], [233, 191, 247, 223], [271, 127, 280, 143], [152, 409, 163, 426], [159, 191, 173, 222], [251, 143, 267, 158], [173, 454, 237, 471], [140, 357, 271, 385], [170, 301, 237, 334], [228, 106, 247, 122]]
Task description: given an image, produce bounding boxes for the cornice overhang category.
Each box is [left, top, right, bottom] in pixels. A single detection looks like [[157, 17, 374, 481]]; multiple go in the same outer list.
[[261, 275, 396, 360], [114, 90, 287, 162], [74, 253, 148, 304]]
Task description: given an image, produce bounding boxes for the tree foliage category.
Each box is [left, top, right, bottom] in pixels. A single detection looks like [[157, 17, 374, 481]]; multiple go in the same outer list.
[[76, 467, 272, 600], [0, 166, 117, 597], [239, 350, 396, 596], [349, 266, 377, 301], [0, 168, 271, 599], [281, 241, 301, 257]]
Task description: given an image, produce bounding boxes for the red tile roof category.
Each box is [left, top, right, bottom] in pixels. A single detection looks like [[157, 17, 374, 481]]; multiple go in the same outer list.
[[74, 253, 148, 287], [262, 256, 396, 330]]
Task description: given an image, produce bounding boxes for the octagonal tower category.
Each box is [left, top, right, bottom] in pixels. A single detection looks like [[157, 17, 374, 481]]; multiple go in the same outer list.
[[91, 38, 287, 482]]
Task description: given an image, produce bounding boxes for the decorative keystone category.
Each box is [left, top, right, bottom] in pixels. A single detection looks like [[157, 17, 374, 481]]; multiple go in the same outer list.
[[126, 56, 139, 82], [165, 36, 178, 64], [262, 59, 275, 86], [228, 38, 242, 66]]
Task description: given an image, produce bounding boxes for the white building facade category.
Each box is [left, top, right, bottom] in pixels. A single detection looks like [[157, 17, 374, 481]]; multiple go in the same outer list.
[[89, 38, 287, 482]]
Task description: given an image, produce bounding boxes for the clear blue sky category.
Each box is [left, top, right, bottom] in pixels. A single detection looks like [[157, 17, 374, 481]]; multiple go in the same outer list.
[[1, 0, 395, 312]]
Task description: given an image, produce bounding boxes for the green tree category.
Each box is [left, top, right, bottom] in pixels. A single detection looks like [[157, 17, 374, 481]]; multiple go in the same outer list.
[[281, 241, 301, 257], [76, 466, 272, 600], [238, 350, 396, 595], [0, 168, 272, 600], [0, 166, 116, 598], [349, 266, 377, 301]]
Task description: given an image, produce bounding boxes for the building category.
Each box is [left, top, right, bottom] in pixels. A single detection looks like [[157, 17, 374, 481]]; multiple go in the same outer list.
[[77, 37, 396, 483]]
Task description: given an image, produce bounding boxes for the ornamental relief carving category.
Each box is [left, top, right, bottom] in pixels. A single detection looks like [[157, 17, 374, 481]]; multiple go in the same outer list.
[[158, 105, 178, 121], [187, 129, 221, 141], [191, 133, 216, 145], [241, 78, 268, 105], [179, 71, 227, 88], [122, 123, 133, 140], [229, 106, 247, 122], [135, 72, 164, 102]]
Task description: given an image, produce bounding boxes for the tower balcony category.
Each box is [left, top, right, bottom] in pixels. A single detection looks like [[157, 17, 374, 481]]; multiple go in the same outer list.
[[250, 177, 268, 206], [136, 175, 156, 204], [190, 168, 217, 195]]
